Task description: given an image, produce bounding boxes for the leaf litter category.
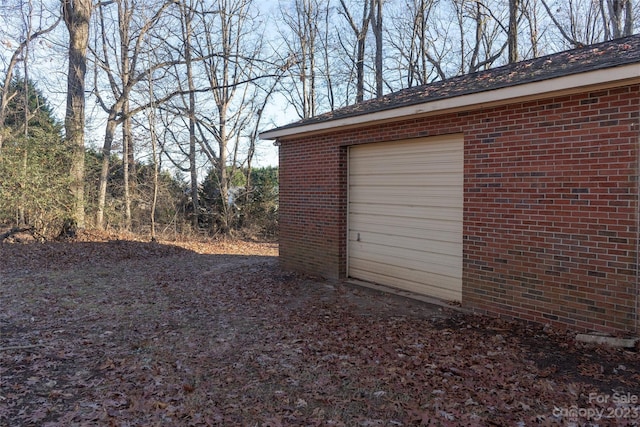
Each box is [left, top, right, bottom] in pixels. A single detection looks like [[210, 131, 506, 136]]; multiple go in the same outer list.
[[0, 233, 639, 426]]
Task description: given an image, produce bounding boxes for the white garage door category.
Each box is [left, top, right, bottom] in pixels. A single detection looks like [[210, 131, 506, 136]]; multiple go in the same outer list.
[[348, 134, 463, 301]]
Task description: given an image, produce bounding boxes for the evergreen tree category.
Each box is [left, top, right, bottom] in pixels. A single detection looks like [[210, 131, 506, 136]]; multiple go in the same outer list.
[[0, 78, 71, 236]]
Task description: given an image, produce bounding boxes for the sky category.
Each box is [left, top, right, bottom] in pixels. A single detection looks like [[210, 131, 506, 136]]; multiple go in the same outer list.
[[1, 0, 287, 171]]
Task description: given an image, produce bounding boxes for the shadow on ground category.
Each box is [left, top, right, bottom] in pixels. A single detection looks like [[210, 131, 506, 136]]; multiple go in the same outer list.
[[1, 238, 638, 426]]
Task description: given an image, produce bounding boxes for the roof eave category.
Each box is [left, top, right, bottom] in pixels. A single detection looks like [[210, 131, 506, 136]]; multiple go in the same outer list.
[[259, 63, 640, 141]]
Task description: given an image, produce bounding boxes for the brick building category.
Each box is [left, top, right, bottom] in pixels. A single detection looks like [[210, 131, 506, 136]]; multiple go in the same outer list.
[[260, 35, 640, 334]]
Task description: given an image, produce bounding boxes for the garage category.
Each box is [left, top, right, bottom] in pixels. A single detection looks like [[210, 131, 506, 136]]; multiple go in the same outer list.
[[347, 134, 464, 301], [259, 35, 640, 333]]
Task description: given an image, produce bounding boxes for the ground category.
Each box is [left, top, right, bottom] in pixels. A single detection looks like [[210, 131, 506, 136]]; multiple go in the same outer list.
[[1, 232, 639, 426]]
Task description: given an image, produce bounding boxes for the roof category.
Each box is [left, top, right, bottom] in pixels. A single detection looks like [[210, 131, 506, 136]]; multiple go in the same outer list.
[[261, 34, 640, 140]]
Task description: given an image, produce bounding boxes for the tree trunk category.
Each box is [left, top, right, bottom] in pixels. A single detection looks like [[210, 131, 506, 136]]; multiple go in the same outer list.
[[18, 148, 27, 226], [623, 0, 633, 36], [508, 0, 519, 63], [608, 0, 623, 38], [120, 9, 133, 231], [355, 17, 369, 103], [468, 1, 482, 72], [181, 1, 200, 228], [62, 0, 92, 229], [606, 0, 634, 38], [145, 38, 159, 242], [523, 0, 539, 58], [96, 114, 117, 229], [149, 111, 159, 241], [122, 108, 132, 230], [218, 110, 229, 234], [339, 0, 371, 103], [371, 0, 383, 97], [188, 98, 199, 228], [18, 43, 30, 227]]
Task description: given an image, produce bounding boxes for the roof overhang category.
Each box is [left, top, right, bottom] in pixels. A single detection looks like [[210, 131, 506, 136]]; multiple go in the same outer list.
[[260, 63, 640, 141]]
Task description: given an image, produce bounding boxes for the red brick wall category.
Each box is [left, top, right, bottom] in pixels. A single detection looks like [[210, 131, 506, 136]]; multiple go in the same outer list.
[[278, 85, 640, 333], [278, 137, 348, 279]]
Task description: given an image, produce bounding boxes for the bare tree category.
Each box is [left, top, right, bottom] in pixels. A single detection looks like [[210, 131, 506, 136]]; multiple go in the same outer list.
[[62, 0, 93, 229], [338, 0, 373, 103], [278, 0, 323, 118], [9, 0, 640, 238], [174, 0, 200, 228], [386, 0, 509, 85], [91, 0, 174, 229], [318, 2, 337, 111], [603, 0, 634, 38], [540, 0, 599, 46], [243, 76, 279, 219], [508, 0, 520, 62], [0, 1, 60, 158], [18, 1, 33, 227], [540, 0, 636, 46], [386, 0, 446, 88], [521, 0, 542, 58], [371, 0, 384, 97], [144, 45, 160, 241], [456, 0, 507, 73], [193, 0, 268, 233]]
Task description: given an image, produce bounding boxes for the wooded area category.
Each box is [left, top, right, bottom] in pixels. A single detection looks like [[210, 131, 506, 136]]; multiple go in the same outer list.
[[0, 0, 637, 239]]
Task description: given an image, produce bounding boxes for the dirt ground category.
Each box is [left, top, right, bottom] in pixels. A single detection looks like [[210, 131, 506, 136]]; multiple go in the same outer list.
[[1, 233, 639, 426]]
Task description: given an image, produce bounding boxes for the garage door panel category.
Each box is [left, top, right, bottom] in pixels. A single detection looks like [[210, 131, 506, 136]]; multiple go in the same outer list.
[[348, 135, 463, 301], [348, 224, 460, 245], [352, 134, 461, 157], [351, 160, 462, 176], [350, 174, 461, 187], [349, 262, 461, 301], [350, 203, 462, 222], [351, 141, 462, 170], [349, 213, 462, 235], [350, 160, 462, 176], [349, 197, 462, 211], [348, 231, 461, 257], [349, 189, 462, 208], [350, 185, 462, 198], [350, 258, 462, 286], [350, 241, 461, 273]]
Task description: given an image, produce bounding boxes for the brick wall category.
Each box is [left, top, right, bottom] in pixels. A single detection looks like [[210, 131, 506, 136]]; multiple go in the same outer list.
[[279, 137, 348, 279], [278, 85, 640, 333]]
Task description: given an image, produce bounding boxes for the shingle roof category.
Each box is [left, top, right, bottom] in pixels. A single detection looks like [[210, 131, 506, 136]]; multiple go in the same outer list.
[[267, 34, 640, 134]]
